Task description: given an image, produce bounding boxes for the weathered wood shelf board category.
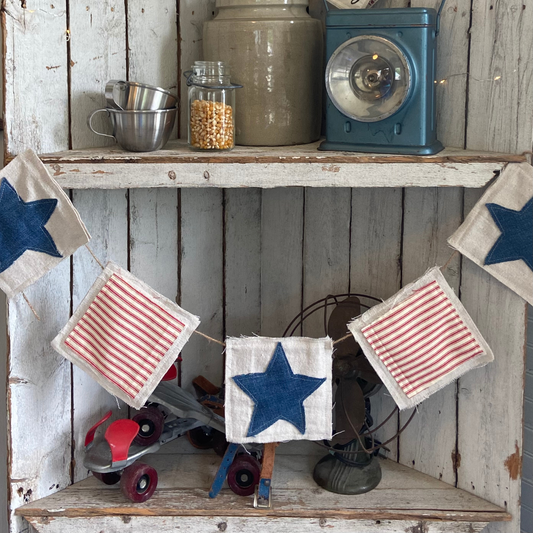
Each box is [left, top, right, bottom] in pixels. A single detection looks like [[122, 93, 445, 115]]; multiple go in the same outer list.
[[17, 446, 510, 533], [39, 140, 526, 189]]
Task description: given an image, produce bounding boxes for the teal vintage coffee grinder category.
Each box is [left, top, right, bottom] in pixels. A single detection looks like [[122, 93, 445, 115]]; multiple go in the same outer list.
[[320, 3, 446, 155]]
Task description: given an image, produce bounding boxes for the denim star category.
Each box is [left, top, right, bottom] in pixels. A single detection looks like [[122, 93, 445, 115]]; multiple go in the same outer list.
[[233, 342, 326, 437], [0, 177, 62, 273], [485, 197, 533, 272]]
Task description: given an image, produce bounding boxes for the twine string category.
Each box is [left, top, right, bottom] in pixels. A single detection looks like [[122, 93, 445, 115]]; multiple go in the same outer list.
[[80, 246, 459, 350], [85, 244, 105, 270], [440, 250, 459, 272], [194, 329, 226, 347], [22, 292, 40, 321]]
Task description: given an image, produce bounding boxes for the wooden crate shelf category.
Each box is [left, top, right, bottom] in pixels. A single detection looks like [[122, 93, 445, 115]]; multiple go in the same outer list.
[[16, 443, 510, 533], [37, 140, 526, 189]]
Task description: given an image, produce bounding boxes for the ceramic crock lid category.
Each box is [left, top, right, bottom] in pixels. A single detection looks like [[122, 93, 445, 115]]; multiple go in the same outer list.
[[216, 0, 309, 7]]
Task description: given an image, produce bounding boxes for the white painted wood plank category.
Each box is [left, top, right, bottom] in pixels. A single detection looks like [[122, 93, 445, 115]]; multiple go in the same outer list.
[[225, 189, 262, 337], [457, 190, 526, 533], [261, 189, 304, 337], [8, 264, 71, 533], [68, 0, 128, 487], [71, 190, 128, 483], [350, 189, 402, 301], [460, 3, 532, 531], [0, 292, 7, 533], [178, 0, 216, 134], [25, 516, 490, 533], [45, 161, 509, 189], [3, 0, 69, 156], [467, 0, 533, 154], [129, 190, 179, 298], [3, 3, 71, 532], [127, 0, 179, 298], [350, 188, 402, 460], [411, 0, 470, 148], [69, 0, 127, 150], [128, 0, 178, 139], [302, 188, 351, 337], [180, 189, 224, 392], [399, 187, 463, 485]]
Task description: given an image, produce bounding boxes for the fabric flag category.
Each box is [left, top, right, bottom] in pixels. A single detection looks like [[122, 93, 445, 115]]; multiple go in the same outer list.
[[348, 268, 493, 410], [0, 149, 90, 298], [448, 162, 533, 305], [52, 261, 200, 409], [225, 336, 333, 443]]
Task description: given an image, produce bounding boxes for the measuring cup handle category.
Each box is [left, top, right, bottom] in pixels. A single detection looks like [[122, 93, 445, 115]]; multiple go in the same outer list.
[[87, 108, 115, 139]]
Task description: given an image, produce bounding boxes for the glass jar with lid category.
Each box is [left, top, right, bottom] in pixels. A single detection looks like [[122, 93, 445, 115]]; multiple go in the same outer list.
[[187, 61, 238, 151]]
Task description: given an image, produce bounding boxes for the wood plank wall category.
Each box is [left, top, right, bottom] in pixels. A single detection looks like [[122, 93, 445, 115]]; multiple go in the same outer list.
[[3, 1, 532, 532], [524, 306, 533, 533]]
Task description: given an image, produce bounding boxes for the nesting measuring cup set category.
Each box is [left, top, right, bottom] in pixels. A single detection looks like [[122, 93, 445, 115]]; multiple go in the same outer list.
[[88, 80, 178, 152], [186, 61, 241, 151]]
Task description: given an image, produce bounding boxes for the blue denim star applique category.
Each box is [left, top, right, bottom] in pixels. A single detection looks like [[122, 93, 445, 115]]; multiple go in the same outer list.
[[233, 342, 326, 437], [0, 177, 62, 273], [485, 197, 533, 272]]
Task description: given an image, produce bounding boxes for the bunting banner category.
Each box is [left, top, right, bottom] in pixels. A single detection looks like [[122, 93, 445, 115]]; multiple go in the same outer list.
[[52, 261, 200, 409], [448, 162, 533, 305], [0, 149, 90, 298], [348, 268, 494, 410], [225, 336, 333, 443]]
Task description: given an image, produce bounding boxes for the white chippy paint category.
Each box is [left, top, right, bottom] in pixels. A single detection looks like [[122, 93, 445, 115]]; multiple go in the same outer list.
[[71, 191, 128, 483], [225, 189, 262, 337], [179, 189, 224, 393], [302, 188, 351, 337], [3, 0, 69, 156], [127, 0, 179, 140], [399, 187, 463, 485], [178, 0, 216, 134], [350, 188, 402, 461], [44, 160, 511, 189], [261, 189, 304, 337], [69, 0, 127, 150], [24, 516, 490, 533]]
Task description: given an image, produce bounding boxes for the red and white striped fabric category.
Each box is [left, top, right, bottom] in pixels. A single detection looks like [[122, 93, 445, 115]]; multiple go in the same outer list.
[[65, 274, 185, 400], [348, 268, 493, 410], [52, 262, 200, 408], [361, 280, 483, 398]]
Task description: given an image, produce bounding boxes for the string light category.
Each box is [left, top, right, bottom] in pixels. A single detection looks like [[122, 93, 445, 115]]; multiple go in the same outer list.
[[433, 70, 515, 85]]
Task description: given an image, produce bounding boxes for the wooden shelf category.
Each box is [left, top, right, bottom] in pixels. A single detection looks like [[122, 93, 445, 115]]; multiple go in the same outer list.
[[16, 442, 510, 533], [37, 140, 526, 189]]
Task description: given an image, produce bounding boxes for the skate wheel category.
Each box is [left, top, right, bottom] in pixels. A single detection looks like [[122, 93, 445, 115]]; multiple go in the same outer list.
[[187, 426, 214, 449], [120, 462, 158, 503], [227, 455, 261, 496], [92, 471, 121, 485], [132, 407, 164, 446], [212, 430, 229, 457]]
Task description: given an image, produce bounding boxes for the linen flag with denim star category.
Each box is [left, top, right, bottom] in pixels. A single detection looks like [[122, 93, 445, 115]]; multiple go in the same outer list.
[[448, 162, 533, 305], [225, 337, 333, 443], [0, 149, 90, 298]]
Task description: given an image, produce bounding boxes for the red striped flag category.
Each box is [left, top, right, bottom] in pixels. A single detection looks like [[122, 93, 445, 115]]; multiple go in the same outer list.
[[361, 280, 483, 399], [66, 274, 185, 399], [53, 262, 200, 408]]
